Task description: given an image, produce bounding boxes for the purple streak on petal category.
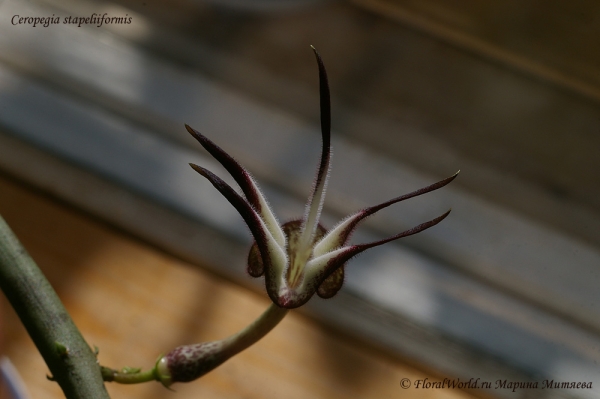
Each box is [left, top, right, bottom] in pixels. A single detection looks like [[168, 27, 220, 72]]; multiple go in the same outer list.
[[323, 209, 451, 276], [186, 124, 261, 212], [310, 46, 331, 195], [189, 163, 270, 267], [298, 47, 332, 248], [311, 46, 331, 150], [331, 172, 459, 247], [272, 284, 317, 309]]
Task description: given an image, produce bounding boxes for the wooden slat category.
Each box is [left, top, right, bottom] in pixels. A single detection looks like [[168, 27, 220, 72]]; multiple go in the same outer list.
[[352, 0, 600, 100], [0, 176, 481, 399]]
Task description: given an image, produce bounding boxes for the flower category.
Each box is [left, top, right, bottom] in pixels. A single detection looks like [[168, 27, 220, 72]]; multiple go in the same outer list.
[[186, 47, 458, 309]]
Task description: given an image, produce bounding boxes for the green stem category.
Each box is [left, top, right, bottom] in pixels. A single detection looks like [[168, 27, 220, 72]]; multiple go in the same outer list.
[[101, 366, 157, 384], [219, 302, 288, 358], [0, 216, 110, 399]]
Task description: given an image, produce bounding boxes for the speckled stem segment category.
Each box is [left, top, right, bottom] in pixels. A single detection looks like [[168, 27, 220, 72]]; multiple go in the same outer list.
[[163, 302, 288, 384]]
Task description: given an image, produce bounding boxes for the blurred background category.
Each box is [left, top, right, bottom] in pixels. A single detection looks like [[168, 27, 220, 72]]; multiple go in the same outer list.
[[0, 0, 599, 398]]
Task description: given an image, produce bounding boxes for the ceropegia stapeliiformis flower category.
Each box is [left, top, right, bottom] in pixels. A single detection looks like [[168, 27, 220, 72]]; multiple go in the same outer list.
[[186, 46, 458, 309], [116, 47, 458, 387]]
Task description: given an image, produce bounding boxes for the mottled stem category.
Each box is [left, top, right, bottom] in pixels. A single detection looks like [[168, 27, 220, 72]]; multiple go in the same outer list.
[[102, 302, 289, 387], [158, 302, 289, 386], [0, 216, 110, 399]]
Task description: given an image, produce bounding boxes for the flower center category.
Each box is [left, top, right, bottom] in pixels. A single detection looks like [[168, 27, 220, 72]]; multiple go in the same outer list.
[[282, 220, 326, 288]]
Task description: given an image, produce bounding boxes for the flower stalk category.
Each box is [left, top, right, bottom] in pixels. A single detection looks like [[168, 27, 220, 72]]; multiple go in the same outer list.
[[101, 302, 288, 387]]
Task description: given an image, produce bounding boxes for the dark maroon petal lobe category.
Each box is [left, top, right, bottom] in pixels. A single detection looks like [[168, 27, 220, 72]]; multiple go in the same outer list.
[[247, 241, 264, 277], [189, 163, 270, 267], [319, 172, 459, 251], [311, 46, 331, 151], [186, 124, 261, 212], [298, 47, 332, 246], [322, 209, 451, 278], [317, 266, 344, 299], [310, 46, 331, 198]]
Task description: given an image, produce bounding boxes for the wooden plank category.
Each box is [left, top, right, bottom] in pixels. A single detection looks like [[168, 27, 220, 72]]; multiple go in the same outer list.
[[351, 0, 600, 99], [0, 176, 483, 399]]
